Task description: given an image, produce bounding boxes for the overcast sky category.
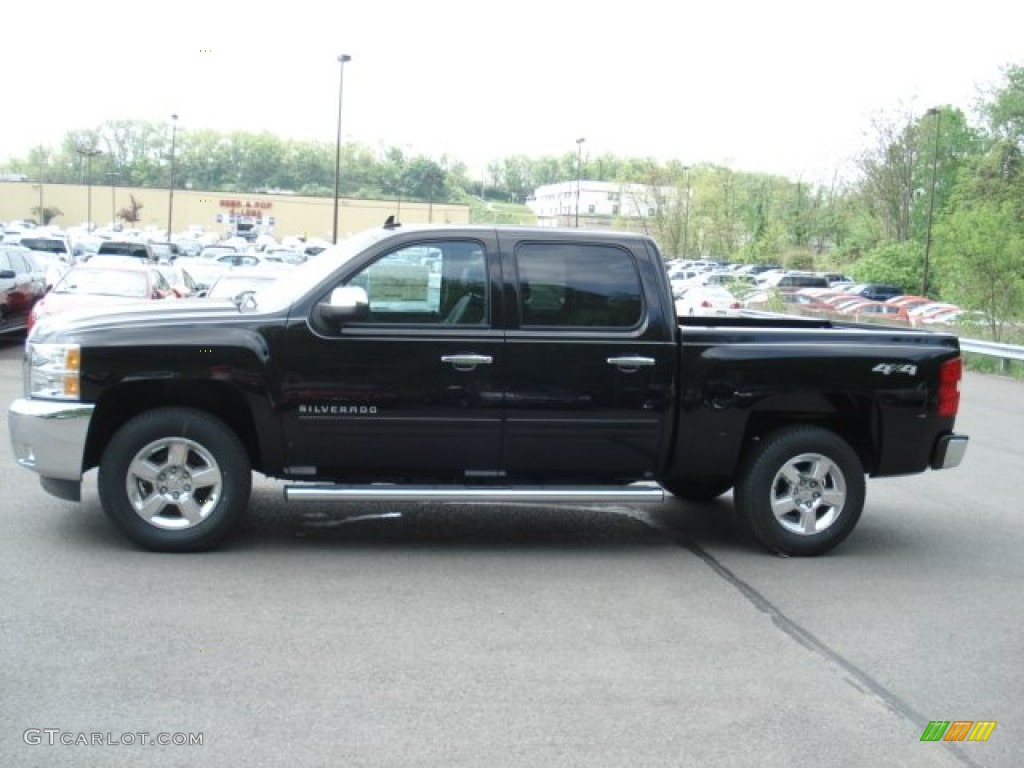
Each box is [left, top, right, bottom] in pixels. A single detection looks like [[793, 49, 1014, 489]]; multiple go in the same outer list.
[[2, 0, 1021, 184]]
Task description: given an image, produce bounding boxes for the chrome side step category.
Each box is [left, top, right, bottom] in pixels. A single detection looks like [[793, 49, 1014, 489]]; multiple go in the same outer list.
[[283, 484, 666, 504]]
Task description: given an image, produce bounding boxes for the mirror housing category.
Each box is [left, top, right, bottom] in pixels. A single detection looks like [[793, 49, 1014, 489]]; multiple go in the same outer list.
[[317, 285, 370, 326]]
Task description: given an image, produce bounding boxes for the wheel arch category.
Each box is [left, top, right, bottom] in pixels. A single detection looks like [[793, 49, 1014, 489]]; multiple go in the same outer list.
[[84, 381, 266, 474], [741, 393, 879, 476]]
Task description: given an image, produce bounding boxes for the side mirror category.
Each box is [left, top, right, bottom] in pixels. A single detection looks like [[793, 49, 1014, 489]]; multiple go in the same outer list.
[[317, 285, 369, 326], [0, 269, 16, 279]]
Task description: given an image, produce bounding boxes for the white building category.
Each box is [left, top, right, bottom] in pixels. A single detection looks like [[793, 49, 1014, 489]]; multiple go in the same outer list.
[[525, 180, 672, 228]]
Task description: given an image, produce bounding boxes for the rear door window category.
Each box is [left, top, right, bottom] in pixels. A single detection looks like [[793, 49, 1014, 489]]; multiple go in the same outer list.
[[514, 243, 642, 328]]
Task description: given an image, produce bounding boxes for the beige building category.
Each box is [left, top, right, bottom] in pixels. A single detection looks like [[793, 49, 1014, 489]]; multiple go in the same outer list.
[[0, 181, 469, 241]]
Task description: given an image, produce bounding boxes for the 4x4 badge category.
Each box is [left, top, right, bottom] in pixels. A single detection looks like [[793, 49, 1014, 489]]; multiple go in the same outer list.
[[872, 363, 917, 376]]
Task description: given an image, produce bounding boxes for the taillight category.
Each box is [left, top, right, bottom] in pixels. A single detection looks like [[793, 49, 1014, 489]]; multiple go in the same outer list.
[[937, 357, 962, 417]]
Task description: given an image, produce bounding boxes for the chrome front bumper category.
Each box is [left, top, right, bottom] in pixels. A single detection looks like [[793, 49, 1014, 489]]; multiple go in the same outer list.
[[8, 399, 94, 486]]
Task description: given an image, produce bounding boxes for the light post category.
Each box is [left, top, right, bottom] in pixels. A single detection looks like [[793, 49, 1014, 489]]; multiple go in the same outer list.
[[682, 166, 692, 260], [922, 107, 942, 297], [167, 113, 179, 240], [76, 146, 102, 231], [36, 148, 46, 226], [107, 172, 120, 229], [575, 137, 585, 227], [332, 53, 352, 244]]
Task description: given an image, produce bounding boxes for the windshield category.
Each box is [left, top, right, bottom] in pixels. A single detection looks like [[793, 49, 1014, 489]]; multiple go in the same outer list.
[[53, 268, 150, 298], [20, 238, 68, 255], [254, 228, 395, 312]]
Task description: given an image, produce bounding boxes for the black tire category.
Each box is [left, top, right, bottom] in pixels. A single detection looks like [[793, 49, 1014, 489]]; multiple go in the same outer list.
[[734, 426, 865, 556], [661, 478, 733, 502], [98, 407, 252, 552]]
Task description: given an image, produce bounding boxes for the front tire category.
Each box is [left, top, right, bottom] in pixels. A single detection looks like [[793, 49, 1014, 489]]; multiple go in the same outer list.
[[734, 426, 865, 556], [98, 408, 252, 552]]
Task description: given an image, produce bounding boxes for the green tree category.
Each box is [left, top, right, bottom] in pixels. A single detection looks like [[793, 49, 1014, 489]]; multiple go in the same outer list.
[[849, 241, 923, 294], [30, 206, 63, 225], [934, 201, 1024, 340]]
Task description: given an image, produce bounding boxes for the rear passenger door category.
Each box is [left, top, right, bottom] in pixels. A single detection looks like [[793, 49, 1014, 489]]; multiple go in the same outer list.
[[500, 237, 675, 481]]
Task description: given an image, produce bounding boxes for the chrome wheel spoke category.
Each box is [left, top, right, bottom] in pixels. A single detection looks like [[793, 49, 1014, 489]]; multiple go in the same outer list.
[[821, 488, 845, 509], [799, 505, 820, 534], [809, 458, 830, 483], [771, 495, 796, 520], [190, 465, 222, 488], [129, 458, 162, 485], [136, 493, 169, 524], [780, 465, 803, 489], [166, 441, 190, 468], [178, 496, 205, 526]]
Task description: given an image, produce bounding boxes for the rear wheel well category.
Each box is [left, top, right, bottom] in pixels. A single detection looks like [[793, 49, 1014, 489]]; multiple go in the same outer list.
[[84, 381, 262, 473], [742, 409, 877, 476]]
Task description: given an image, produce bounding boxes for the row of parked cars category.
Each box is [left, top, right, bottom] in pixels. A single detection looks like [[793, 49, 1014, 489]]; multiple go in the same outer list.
[[1, 234, 301, 336], [665, 260, 983, 328]]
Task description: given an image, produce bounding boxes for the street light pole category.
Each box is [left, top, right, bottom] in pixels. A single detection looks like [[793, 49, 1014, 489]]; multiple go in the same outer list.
[[167, 114, 179, 240], [76, 146, 103, 231], [922, 107, 942, 297], [682, 166, 692, 260], [107, 172, 120, 229], [37, 148, 46, 226], [333, 54, 352, 244], [575, 137, 585, 228]]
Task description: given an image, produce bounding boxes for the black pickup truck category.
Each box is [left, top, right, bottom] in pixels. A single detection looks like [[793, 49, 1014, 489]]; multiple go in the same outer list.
[[8, 224, 968, 555]]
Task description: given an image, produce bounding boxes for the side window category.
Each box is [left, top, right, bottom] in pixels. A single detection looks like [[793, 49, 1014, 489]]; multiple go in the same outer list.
[[8, 252, 28, 273], [344, 240, 487, 326], [516, 243, 643, 328], [150, 270, 171, 294]]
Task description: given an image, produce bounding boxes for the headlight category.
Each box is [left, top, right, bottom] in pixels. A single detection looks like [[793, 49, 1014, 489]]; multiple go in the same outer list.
[[27, 343, 81, 400]]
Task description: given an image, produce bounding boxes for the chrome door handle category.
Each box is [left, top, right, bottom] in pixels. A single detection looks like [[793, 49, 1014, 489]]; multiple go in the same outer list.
[[607, 356, 656, 371], [441, 354, 493, 370]]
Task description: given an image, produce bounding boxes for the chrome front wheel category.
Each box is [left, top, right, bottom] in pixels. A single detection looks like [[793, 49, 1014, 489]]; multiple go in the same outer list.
[[99, 408, 251, 552]]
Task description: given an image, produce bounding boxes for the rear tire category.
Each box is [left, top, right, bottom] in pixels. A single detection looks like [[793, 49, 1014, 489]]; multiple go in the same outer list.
[[98, 408, 251, 552], [734, 426, 865, 556]]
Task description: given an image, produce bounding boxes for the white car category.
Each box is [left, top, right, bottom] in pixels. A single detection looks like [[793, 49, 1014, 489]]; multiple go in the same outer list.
[[676, 285, 742, 317]]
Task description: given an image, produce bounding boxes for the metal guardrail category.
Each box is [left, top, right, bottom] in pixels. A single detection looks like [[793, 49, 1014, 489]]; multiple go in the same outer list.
[[959, 338, 1024, 368]]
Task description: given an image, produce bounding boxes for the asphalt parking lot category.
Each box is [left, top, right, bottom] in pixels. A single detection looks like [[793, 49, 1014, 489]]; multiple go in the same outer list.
[[0, 335, 1021, 767]]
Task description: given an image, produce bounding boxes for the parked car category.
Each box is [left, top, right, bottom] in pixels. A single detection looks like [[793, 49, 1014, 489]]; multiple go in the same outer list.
[[908, 302, 960, 326], [94, 240, 154, 261], [197, 245, 240, 260], [845, 283, 903, 302], [204, 268, 287, 300], [757, 272, 830, 289], [1, 246, 46, 334], [847, 301, 910, 324], [148, 242, 183, 263], [675, 285, 742, 316], [154, 263, 200, 298], [29, 264, 176, 331]]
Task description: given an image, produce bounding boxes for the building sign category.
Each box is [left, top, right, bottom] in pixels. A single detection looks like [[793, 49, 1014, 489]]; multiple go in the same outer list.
[[218, 199, 273, 210]]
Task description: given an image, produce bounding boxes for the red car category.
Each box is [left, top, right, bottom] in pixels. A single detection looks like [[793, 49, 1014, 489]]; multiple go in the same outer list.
[[1, 245, 46, 335], [28, 264, 176, 332]]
